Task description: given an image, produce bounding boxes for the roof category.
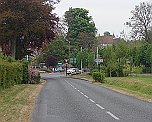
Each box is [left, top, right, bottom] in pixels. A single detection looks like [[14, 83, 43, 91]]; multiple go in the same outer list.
[[98, 35, 114, 44]]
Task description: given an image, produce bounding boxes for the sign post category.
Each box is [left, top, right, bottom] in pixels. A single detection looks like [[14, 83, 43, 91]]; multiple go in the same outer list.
[[64, 59, 68, 76], [95, 58, 103, 72]]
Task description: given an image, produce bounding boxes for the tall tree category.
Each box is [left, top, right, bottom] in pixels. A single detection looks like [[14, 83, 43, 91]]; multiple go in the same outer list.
[[129, 2, 152, 43], [64, 8, 97, 48], [77, 32, 97, 50], [0, 0, 59, 59], [40, 36, 68, 63]]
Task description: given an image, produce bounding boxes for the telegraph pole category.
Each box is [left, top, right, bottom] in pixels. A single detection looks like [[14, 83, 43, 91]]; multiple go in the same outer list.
[[81, 47, 83, 74]]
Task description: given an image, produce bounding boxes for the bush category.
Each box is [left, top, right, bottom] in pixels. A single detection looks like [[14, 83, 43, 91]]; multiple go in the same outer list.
[[132, 66, 143, 75], [0, 54, 30, 89], [123, 64, 130, 77], [91, 69, 99, 75], [21, 61, 29, 84], [29, 68, 40, 84], [92, 72, 105, 83], [0, 60, 24, 89]]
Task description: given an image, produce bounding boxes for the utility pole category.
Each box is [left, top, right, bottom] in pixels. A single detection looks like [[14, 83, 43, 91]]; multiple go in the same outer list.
[[81, 47, 83, 74], [97, 47, 99, 66]]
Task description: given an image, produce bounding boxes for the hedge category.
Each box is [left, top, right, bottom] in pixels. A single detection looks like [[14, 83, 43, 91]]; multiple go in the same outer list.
[[0, 60, 28, 89]]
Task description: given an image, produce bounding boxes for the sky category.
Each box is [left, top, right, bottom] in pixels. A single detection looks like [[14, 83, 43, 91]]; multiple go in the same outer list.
[[54, 0, 150, 37]]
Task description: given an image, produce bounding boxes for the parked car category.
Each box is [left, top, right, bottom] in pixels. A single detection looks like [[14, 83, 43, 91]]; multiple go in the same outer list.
[[56, 67, 65, 72], [67, 68, 80, 75]]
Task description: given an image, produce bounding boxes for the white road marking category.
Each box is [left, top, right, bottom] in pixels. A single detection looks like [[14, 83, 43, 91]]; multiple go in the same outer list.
[[89, 99, 95, 103], [96, 104, 105, 110], [80, 92, 84, 95], [107, 111, 120, 120], [65, 79, 120, 120], [84, 95, 89, 98]]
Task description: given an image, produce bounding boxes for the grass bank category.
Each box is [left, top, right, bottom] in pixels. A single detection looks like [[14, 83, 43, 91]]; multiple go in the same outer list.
[[104, 75, 152, 102], [72, 74, 152, 102], [0, 82, 44, 122]]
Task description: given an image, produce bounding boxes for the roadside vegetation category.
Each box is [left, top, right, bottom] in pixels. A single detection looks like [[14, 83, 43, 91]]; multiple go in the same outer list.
[[0, 0, 151, 121], [104, 75, 152, 101], [0, 82, 44, 122]]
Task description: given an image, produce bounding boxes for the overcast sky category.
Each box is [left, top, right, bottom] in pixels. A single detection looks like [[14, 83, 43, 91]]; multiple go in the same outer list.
[[54, 0, 150, 36]]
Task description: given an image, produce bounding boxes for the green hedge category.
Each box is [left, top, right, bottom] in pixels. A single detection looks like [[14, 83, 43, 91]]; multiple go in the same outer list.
[[0, 60, 28, 89], [92, 72, 105, 83]]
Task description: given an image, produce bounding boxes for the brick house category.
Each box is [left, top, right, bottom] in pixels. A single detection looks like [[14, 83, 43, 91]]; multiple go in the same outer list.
[[97, 34, 117, 47]]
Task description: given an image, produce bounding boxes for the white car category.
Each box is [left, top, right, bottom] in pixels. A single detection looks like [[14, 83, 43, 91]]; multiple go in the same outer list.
[[67, 68, 80, 75]]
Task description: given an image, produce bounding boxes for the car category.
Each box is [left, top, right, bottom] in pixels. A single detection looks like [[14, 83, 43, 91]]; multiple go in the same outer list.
[[56, 67, 65, 72], [67, 68, 80, 75]]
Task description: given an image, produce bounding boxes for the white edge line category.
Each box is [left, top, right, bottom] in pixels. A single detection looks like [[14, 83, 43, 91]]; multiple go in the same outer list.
[[96, 104, 105, 110], [107, 111, 120, 120]]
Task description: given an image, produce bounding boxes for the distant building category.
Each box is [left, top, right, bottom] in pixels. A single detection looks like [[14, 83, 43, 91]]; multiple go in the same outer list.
[[97, 34, 117, 47]]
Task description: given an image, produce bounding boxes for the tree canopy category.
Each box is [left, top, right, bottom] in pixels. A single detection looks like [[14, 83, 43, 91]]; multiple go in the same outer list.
[[0, 0, 59, 59], [129, 2, 152, 43], [64, 8, 97, 48]]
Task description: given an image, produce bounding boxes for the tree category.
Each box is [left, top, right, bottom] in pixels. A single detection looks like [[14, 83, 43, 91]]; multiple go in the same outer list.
[[40, 36, 68, 63], [77, 32, 97, 50], [64, 8, 97, 48], [104, 31, 111, 36], [129, 2, 152, 43], [0, 0, 59, 59], [45, 55, 57, 68]]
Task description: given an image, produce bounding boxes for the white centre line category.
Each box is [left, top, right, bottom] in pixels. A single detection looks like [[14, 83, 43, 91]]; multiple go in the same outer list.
[[65, 79, 120, 120], [96, 104, 105, 110], [84, 95, 89, 98], [80, 92, 84, 95], [107, 111, 120, 120], [89, 99, 95, 103]]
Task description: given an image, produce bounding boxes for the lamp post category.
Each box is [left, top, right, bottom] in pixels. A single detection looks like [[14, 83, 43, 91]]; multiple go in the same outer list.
[[80, 47, 83, 74]]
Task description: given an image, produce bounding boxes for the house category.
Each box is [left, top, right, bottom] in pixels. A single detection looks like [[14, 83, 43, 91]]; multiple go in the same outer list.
[[97, 34, 117, 47]]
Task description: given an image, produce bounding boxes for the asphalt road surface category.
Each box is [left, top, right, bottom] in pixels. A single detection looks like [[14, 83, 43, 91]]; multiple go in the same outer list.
[[32, 73, 152, 122]]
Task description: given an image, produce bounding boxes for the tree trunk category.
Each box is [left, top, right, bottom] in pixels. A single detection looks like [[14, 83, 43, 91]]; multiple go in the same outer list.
[[10, 40, 16, 59], [109, 69, 112, 77]]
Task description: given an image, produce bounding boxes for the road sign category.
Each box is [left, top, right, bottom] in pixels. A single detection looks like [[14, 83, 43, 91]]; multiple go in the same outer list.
[[64, 59, 68, 63], [95, 59, 103, 63], [70, 58, 76, 64]]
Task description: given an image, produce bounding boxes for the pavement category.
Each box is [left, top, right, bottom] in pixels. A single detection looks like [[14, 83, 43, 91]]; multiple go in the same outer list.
[[31, 73, 152, 122]]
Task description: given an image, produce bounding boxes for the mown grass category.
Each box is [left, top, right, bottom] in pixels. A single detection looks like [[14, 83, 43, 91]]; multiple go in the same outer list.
[[104, 75, 152, 100], [0, 83, 43, 122]]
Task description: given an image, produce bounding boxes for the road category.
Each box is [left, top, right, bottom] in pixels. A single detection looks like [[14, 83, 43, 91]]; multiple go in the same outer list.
[[32, 73, 152, 122]]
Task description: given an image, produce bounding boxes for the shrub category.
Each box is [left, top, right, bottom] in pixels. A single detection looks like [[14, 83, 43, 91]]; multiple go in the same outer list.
[[132, 66, 143, 75], [123, 64, 130, 77], [92, 72, 105, 83], [0, 60, 24, 89], [21, 61, 29, 84], [91, 69, 99, 75], [29, 68, 40, 84]]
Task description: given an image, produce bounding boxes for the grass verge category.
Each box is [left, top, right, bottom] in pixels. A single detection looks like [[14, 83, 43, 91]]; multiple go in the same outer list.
[[0, 81, 45, 122], [72, 74, 152, 102]]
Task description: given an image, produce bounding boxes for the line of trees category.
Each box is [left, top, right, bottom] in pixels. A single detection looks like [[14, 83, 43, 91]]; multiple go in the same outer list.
[[37, 2, 151, 75]]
